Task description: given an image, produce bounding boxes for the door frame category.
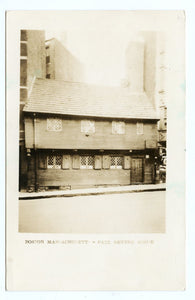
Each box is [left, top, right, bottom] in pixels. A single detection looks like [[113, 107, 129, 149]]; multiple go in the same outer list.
[[130, 156, 144, 184]]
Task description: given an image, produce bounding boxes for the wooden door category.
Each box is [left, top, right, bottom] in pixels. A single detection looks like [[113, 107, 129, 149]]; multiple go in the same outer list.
[[131, 158, 143, 184]]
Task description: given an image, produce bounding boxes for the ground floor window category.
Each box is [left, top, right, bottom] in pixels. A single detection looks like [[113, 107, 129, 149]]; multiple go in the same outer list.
[[80, 155, 94, 169], [47, 155, 62, 169], [110, 156, 123, 169]]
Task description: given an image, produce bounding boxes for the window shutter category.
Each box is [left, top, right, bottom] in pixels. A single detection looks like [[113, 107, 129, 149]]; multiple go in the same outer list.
[[62, 155, 70, 169], [94, 155, 101, 169], [38, 153, 46, 169], [72, 155, 80, 169], [103, 155, 110, 169], [124, 156, 130, 169]]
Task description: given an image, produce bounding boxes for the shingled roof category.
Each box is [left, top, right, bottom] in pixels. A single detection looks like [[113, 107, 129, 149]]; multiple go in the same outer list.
[[23, 78, 159, 120]]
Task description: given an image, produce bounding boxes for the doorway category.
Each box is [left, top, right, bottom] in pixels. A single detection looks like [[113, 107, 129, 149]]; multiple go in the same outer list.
[[131, 158, 143, 184]]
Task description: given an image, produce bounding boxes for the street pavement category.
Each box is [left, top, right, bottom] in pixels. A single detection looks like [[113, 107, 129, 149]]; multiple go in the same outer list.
[[19, 183, 166, 199], [19, 191, 165, 234]]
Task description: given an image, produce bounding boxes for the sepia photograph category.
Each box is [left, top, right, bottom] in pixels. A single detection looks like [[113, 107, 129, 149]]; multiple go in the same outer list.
[[18, 27, 167, 234], [6, 10, 185, 291]]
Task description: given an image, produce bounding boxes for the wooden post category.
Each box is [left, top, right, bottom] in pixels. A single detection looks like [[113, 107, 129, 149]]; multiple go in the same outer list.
[[33, 114, 38, 192]]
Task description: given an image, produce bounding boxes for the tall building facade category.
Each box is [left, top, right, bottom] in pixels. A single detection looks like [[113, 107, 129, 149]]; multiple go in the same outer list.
[[45, 38, 83, 82], [125, 32, 167, 158], [19, 30, 46, 190]]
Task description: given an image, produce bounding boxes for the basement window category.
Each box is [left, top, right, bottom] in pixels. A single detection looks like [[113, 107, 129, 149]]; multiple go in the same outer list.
[[47, 155, 62, 169], [112, 121, 125, 134], [110, 156, 123, 169], [47, 118, 62, 131], [80, 156, 94, 169]]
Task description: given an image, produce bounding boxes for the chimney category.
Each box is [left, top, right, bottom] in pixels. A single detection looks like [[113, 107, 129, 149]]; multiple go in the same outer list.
[[125, 37, 145, 93]]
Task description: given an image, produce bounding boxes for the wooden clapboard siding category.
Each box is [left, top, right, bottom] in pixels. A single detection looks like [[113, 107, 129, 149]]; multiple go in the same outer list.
[[25, 117, 158, 150], [37, 169, 130, 187]]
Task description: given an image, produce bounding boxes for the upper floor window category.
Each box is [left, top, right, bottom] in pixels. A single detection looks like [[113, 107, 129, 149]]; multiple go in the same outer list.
[[136, 122, 143, 135], [20, 43, 27, 56], [81, 120, 95, 134], [21, 30, 27, 41], [47, 155, 62, 169], [46, 56, 50, 64], [110, 156, 123, 169], [80, 156, 94, 169], [20, 59, 27, 86], [47, 118, 62, 131], [112, 121, 125, 134]]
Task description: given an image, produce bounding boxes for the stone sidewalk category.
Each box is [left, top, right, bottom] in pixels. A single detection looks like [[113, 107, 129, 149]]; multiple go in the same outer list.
[[19, 183, 166, 200]]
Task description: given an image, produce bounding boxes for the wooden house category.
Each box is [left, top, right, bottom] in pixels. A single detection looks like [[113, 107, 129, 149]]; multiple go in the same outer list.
[[23, 78, 159, 191]]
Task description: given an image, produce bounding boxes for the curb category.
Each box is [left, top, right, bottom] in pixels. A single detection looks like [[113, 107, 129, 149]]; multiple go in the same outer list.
[[19, 187, 166, 200]]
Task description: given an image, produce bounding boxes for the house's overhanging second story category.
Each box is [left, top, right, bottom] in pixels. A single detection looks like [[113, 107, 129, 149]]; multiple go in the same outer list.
[[23, 78, 160, 151]]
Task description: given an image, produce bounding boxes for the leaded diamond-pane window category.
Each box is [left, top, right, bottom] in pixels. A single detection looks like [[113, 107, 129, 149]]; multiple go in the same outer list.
[[112, 121, 125, 134], [110, 156, 123, 169], [47, 118, 62, 131], [47, 155, 62, 169], [80, 156, 94, 169], [81, 120, 95, 134]]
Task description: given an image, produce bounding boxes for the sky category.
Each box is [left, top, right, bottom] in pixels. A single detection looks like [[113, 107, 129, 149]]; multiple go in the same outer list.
[[43, 11, 175, 86], [46, 29, 134, 86]]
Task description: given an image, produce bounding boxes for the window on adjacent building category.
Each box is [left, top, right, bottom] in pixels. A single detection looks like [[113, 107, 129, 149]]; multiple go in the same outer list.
[[20, 88, 28, 101], [110, 156, 123, 169], [47, 118, 62, 131], [81, 120, 95, 134], [46, 74, 51, 79], [80, 156, 94, 169], [112, 121, 125, 134], [46, 56, 50, 63], [20, 42, 27, 56], [20, 59, 27, 86], [47, 155, 62, 169], [136, 122, 144, 135], [21, 30, 27, 41]]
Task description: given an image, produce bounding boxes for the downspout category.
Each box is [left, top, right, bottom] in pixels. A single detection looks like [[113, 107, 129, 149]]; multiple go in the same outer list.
[[33, 113, 38, 192]]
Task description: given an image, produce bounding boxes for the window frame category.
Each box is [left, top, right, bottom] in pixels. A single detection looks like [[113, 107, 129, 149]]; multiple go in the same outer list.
[[136, 122, 144, 135], [81, 120, 95, 134], [46, 55, 50, 64], [47, 118, 62, 132], [110, 156, 123, 169], [80, 155, 94, 169], [112, 121, 125, 135], [47, 155, 62, 169]]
